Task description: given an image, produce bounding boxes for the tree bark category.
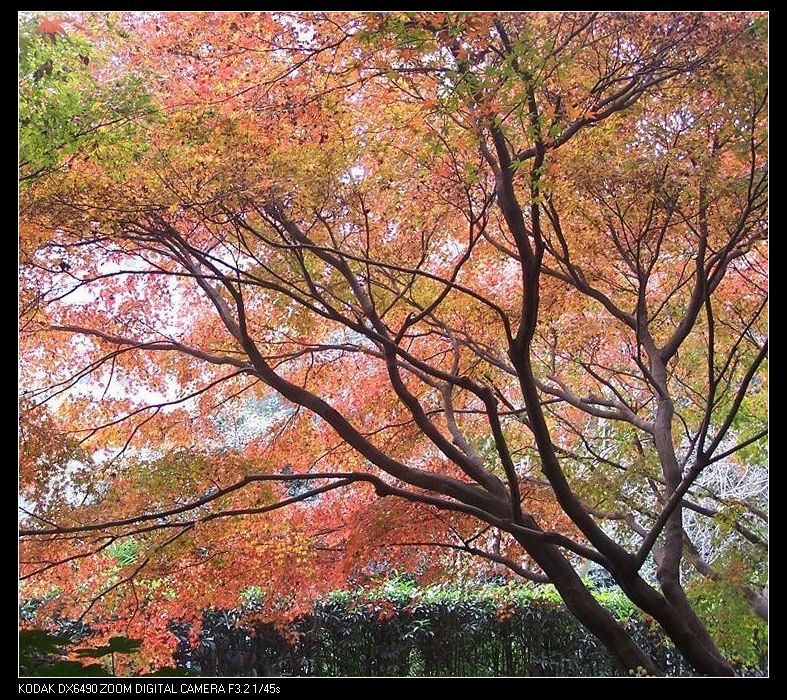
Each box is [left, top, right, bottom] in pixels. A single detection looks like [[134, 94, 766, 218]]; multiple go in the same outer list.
[[512, 350, 735, 675], [514, 536, 661, 676], [613, 568, 735, 676]]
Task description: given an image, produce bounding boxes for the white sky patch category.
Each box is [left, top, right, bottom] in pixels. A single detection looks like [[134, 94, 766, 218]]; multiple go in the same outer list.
[[341, 164, 367, 185]]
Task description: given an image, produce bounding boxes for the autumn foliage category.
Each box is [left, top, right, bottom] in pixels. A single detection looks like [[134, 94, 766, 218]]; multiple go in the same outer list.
[[19, 12, 767, 675]]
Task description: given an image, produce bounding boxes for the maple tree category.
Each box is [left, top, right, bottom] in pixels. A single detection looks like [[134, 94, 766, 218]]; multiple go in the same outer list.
[[19, 12, 767, 676]]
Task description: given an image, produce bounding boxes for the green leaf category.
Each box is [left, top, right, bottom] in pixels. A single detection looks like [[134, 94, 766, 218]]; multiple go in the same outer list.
[[38, 661, 111, 677], [20, 629, 70, 657], [75, 636, 142, 658], [108, 636, 144, 654]]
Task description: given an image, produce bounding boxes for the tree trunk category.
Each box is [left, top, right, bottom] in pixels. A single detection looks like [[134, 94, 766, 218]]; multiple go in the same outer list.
[[515, 536, 662, 675], [748, 585, 768, 621], [613, 568, 735, 676], [512, 351, 736, 676], [644, 358, 735, 675], [520, 535, 737, 676]]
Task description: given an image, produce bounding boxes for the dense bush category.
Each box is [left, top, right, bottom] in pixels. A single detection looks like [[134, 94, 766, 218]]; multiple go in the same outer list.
[[22, 580, 766, 676], [173, 580, 710, 677]]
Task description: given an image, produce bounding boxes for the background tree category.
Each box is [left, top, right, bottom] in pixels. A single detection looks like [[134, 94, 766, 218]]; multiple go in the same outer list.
[[20, 12, 767, 676]]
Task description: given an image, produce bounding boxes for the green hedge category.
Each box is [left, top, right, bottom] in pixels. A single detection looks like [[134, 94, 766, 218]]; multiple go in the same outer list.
[[23, 578, 767, 676], [181, 580, 708, 676]]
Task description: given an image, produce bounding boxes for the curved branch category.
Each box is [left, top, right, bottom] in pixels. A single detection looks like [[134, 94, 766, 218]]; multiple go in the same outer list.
[[392, 540, 550, 584]]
